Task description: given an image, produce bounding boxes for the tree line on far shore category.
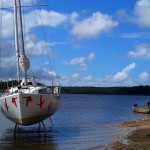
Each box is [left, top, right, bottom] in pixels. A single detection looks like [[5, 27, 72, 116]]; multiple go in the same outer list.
[[1, 80, 150, 95], [61, 86, 150, 95]]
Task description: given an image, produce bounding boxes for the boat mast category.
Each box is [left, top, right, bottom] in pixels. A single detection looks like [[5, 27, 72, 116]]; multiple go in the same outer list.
[[18, 0, 30, 86], [13, 0, 20, 84], [18, 0, 25, 56]]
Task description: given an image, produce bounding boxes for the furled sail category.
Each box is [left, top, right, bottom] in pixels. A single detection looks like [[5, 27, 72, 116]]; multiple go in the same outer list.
[[19, 55, 30, 73]]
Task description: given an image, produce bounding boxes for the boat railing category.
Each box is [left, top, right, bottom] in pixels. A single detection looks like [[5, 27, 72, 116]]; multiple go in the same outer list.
[[50, 85, 61, 95]]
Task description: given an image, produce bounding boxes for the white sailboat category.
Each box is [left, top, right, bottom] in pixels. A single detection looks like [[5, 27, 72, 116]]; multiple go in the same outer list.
[[0, 0, 60, 128]]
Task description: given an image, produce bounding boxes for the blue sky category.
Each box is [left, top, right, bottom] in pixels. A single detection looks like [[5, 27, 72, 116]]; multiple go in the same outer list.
[[1, 0, 150, 87]]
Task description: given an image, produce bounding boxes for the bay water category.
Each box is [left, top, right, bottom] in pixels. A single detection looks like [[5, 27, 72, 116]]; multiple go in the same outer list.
[[0, 94, 150, 150]]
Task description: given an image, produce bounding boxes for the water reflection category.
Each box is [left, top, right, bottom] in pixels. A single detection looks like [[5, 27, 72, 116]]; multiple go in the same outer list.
[[0, 125, 81, 150], [0, 126, 58, 150]]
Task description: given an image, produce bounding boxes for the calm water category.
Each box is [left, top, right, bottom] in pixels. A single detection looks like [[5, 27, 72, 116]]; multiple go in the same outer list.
[[0, 94, 150, 150]]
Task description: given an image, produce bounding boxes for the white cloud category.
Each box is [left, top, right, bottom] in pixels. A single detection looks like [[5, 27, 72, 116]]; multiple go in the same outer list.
[[0, 0, 35, 41], [134, 0, 150, 27], [1, 11, 14, 38], [88, 52, 95, 61], [106, 63, 136, 83], [122, 63, 136, 72], [0, 39, 15, 57], [48, 71, 57, 78], [63, 57, 85, 65], [0, 56, 18, 79], [0, 9, 68, 39], [25, 10, 68, 32], [70, 12, 79, 24], [63, 52, 96, 72], [63, 56, 86, 70], [116, 0, 150, 28], [138, 71, 149, 82], [116, 9, 133, 23], [56, 74, 94, 86], [83, 75, 93, 81], [128, 43, 150, 58], [120, 33, 146, 39], [63, 56, 87, 71], [72, 73, 79, 78], [63, 52, 95, 71], [1, 56, 15, 68], [57, 73, 137, 87], [76, 63, 87, 71], [71, 12, 118, 39], [25, 35, 51, 56]]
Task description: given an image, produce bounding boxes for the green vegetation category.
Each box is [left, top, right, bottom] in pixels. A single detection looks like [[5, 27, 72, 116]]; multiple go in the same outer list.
[[61, 86, 150, 95], [0, 80, 19, 92]]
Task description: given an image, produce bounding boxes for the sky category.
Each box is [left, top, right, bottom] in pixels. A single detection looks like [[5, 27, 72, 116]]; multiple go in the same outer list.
[[1, 0, 150, 87]]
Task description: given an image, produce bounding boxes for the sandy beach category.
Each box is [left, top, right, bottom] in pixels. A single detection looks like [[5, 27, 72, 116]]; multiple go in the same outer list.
[[111, 118, 150, 150]]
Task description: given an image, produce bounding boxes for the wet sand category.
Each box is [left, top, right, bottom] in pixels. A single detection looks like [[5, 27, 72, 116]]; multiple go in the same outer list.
[[111, 118, 150, 150]]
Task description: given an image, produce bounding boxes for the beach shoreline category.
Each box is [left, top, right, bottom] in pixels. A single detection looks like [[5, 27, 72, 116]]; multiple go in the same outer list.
[[110, 118, 150, 150]]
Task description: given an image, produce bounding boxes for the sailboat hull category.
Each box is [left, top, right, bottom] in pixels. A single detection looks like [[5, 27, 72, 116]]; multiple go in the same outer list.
[[0, 93, 60, 125]]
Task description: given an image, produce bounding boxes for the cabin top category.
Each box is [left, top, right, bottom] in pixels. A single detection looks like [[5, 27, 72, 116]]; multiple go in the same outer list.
[[20, 77, 37, 86]]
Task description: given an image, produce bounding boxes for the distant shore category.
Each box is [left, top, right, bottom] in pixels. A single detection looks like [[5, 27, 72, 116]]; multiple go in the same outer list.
[[111, 118, 150, 150], [61, 86, 150, 95]]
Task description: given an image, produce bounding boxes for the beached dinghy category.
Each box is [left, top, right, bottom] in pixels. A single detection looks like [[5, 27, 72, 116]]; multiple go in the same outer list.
[[0, 0, 61, 132], [132, 107, 150, 114]]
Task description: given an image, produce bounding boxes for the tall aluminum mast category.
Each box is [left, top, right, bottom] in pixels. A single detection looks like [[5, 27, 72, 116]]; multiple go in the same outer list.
[[13, 0, 20, 84], [18, 0, 25, 55]]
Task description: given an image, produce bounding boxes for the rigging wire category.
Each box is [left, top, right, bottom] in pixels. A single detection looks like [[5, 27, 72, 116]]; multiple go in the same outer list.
[[27, 68, 43, 84], [35, 0, 56, 86], [21, 3, 47, 80], [0, 1, 18, 81], [21, 5, 41, 58], [8, 5, 17, 81], [3, 0, 57, 86], [8, 63, 16, 80], [18, 1, 37, 81], [46, 0, 56, 86]]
